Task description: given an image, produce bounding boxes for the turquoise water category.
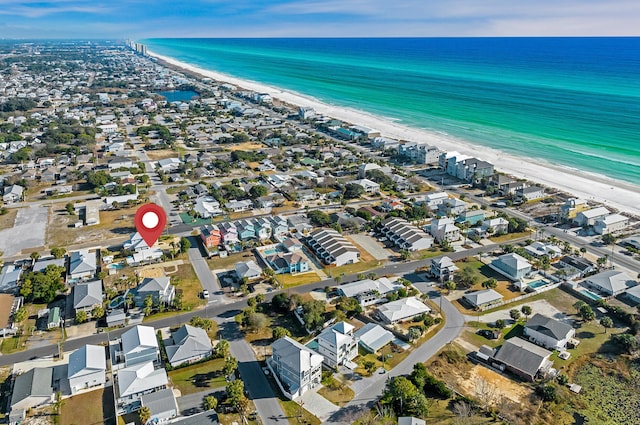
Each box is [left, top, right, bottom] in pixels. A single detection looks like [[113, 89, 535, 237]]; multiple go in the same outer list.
[[306, 339, 319, 351], [107, 262, 125, 270], [156, 89, 199, 102], [143, 38, 640, 186], [262, 248, 279, 256], [528, 279, 550, 289], [581, 289, 602, 301]]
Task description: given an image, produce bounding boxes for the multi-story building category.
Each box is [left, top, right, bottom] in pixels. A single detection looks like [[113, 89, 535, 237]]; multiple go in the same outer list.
[[306, 229, 360, 266], [316, 322, 358, 368], [379, 217, 433, 251], [269, 336, 323, 400]]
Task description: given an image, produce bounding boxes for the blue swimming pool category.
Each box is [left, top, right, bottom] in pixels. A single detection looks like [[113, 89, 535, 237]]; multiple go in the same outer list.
[[263, 248, 279, 256], [107, 262, 125, 270], [528, 279, 549, 289], [306, 340, 319, 351], [581, 289, 602, 301]]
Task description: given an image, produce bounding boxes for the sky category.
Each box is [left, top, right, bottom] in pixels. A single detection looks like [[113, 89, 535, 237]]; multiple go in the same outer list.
[[0, 0, 639, 39]]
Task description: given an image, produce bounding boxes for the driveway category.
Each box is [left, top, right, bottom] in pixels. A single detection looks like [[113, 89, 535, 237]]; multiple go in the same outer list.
[[0, 205, 48, 257], [348, 234, 391, 261], [299, 386, 340, 422], [466, 299, 571, 325], [187, 245, 226, 304], [177, 387, 225, 416]]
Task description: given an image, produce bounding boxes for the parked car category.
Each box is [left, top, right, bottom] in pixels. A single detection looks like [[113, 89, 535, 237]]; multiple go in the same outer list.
[[202, 290, 209, 299]]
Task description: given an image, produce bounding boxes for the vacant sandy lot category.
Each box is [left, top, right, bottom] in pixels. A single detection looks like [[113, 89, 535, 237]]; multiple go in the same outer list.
[[459, 364, 533, 405], [0, 206, 48, 257]]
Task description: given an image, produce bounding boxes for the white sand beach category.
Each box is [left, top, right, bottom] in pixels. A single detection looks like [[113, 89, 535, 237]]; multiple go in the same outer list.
[[149, 51, 640, 217]]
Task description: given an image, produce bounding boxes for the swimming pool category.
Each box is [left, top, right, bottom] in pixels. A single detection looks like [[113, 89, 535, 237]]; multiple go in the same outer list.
[[107, 262, 125, 270], [528, 279, 549, 289], [306, 340, 319, 351], [580, 289, 602, 301], [262, 248, 279, 256]]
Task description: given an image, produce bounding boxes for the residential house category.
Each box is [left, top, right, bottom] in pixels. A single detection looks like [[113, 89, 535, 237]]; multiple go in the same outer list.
[[200, 224, 222, 249], [380, 198, 405, 212], [430, 217, 460, 243], [46, 307, 61, 329], [430, 256, 458, 282], [0, 265, 22, 292], [68, 345, 106, 394], [490, 253, 532, 281], [3, 184, 24, 203], [377, 297, 431, 324], [338, 277, 398, 307], [72, 280, 103, 315], [517, 186, 545, 201], [423, 192, 449, 210], [482, 218, 509, 235], [574, 207, 610, 227], [371, 137, 400, 152], [157, 157, 181, 172], [316, 322, 358, 368], [234, 260, 262, 281], [268, 336, 323, 400], [582, 270, 636, 297], [457, 210, 485, 225], [108, 157, 133, 170], [524, 314, 575, 350], [194, 197, 223, 218], [219, 222, 239, 246], [557, 256, 595, 279], [267, 216, 290, 239], [9, 368, 53, 423], [119, 325, 160, 367], [107, 309, 127, 327], [40, 166, 59, 182], [398, 142, 440, 164], [350, 178, 380, 194], [380, 217, 433, 251], [134, 277, 175, 307], [594, 214, 629, 235], [454, 158, 494, 182], [329, 212, 367, 231], [68, 250, 97, 280], [287, 214, 313, 234], [225, 199, 253, 212], [560, 198, 589, 222], [306, 228, 360, 266], [117, 361, 168, 407], [266, 252, 309, 274], [140, 389, 179, 424], [165, 324, 213, 368], [524, 242, 562, 259], [462, 289, 503, 309], [355, 323, 394, 353], [438, 198, 467, 216], [493, 337, 553, 381]]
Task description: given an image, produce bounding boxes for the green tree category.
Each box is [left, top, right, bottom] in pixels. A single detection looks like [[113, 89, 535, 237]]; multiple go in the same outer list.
[[50, 247, 66, 259], [247, 297, 257, 308], [495, 319, 506, 329], [215, 339, 230, 358], [343, 183, 365, 199], [30, 251, 40, 262], [19, 278, 33, 299], [65, 202, 75, 215], [247, 312, 268, 333], [408, 327, 423, 341], [400, 250, 411, 261], [455, 266, 480, 288], [573, 300, 586, 313], [600, 316, 614, 333], [143, 294, 154, 316], [249, 185, 268, 198], [307, 209, 331, 226], [226, 379, 247, 412], [255, 293, 265, 304], [138, 406, 151, 424], [53, 391, 64, 415], [75, 310, 87, 324], [521, 305, 532, 319], [190, 316, 214, 331], [13, 306, 28, 323], [509, 309, 521, 321], [301, 299, 326, 331], [180, 236, 191, 253], [203, 395, 218, 411], [579, 304, 595, 321], [481, 278, 498, 289], [224, 356, 239, 378], [273, 326, 291, 340], [92, 305, 105, 319], [612, 333, 638, 354]]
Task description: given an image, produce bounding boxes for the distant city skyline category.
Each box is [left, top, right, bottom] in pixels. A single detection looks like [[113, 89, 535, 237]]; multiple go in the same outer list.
[[0, 0, 639, 39]]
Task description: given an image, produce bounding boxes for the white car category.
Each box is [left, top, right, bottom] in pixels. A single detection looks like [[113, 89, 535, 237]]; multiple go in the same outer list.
[[202, 290, 209, 299]]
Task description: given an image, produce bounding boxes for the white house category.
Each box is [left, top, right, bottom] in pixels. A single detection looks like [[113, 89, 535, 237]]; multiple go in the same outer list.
[[134, 277, 175, 307], [269, 336, 323, 400], [377, 297, 431, 324], [165, 324, 213, 367], [225, 199, 253, 212], [430, 256, 458, 282], [423, 192, 449, 210], [574, 207, 610, 227], [594, 214, 629, 235], [194, 196, 223, 218], [380, 217, 433, 251], [316, 322, 358, 368], [524, 242, 562, 259], [119, 325, 160, 367], [2, 184, 24, 203], [350, 178, 380, 194], [430, 217, 460, 243], [463, 289, 503, 309], [68, 250, 97, 280], [355, 323, 394, 353], [117, 361, 168, 407], [583, 270, 636, 297], [234, 260, 262, 281], [524, 314, 575, 350], [490, 253, 532, 281], [72, 280, 103, 315], [338, 277, 398, 307], [481, 218, 509, 235], [68, 345, 106, 394], [307, 228, 360, 266]]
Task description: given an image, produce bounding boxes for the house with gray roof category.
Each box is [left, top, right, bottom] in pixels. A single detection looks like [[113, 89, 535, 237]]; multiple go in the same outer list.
[[462, 289, 503, 309], [72, 280, 103, 315], [33, 256, 66, 273], [234, 260, 262, 281], [68, 250, 97, 280], [490, 253, 532, 281], [398, 418, 426, 425], [119, 325, 159, 367], [338, 277, 398, 307], [140, 388, 179, 423], [316, 322, 358, 368], [68, 344, 106, 394], [377, 297, 431, 324], [493, 337, 553, 381], [524, 314, 575, 350], [3, 184, 24, 203], [10, 367, 53, 423], [355, 323, 394, 353], [117, 361, 168, 409], [583, 270, 636, 297], [133, 276, 175, 307], [165, 324, 213, 367], [268, 336, 323, 400]]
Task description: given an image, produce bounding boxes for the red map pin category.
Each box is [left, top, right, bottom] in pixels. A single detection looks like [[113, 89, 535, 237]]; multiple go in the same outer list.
[[135, 203, 167, 247]]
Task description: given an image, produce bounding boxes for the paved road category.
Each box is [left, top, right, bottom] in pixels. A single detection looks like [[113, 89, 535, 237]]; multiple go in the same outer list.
[[177, 387, 225, 416], [187, 243, 226, 305], [325, 294, 465, 423]]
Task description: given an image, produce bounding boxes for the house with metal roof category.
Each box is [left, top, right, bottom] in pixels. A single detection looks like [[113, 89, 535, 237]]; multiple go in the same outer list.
[[68, 250, 97, 280], [316, 322, 358, 368], [583, 270, 637, 297], [338, 277, 398, 307], [306, 228, 360, 266], [140, 388, 179, 423], [117, 361, 168, 409], [490, 253, 532, 281], [268, 336, 323, 400], [68, 345, 106, 394], [234, 260, 262, 281], [376, 297, 431, 324], [462, 289, 503, 309], [165, 324, 213, 367], [380, 217, 433, 252], [119, 325, 159, 367], [430, 256, 458, 282], [72, 280, 103, 315], [9, 367, 53, 423], [354, 323, 394, 353], [524, 314, 575, 350], [133, 276, 175, 307], [493, 337, 553, 381]]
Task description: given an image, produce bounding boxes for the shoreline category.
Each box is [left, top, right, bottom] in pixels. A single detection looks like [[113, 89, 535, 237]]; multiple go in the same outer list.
[[147, 49, 640, 217]]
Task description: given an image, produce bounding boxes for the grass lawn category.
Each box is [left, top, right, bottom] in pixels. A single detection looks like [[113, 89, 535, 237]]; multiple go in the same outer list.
[[168, 358, 226, 395], [207, 252, 253, 271], [60, 388, 114, 425], [145, 149, 179, 160], [326, 260, 381, 278], [278, 400, 321, 425], [0, 208, 17, 230], [179, 212, 212, 226], [318, 385, 354, 406], [165, 185, 189, 195], [173, 263, 206, 310], [0, 337, 22, 354], [226, 142, 264, 151], [461, 322, 524, 349], [489, 231, 532, 243], [279, 272, 321, 288], [415, 248, 447, 260]]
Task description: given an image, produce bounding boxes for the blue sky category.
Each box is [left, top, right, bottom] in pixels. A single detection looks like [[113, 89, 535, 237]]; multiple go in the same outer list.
[[0, 0, 638, 39]]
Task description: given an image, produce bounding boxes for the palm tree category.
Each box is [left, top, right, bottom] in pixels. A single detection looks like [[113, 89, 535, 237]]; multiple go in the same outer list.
[[138, 406, 151, 424]]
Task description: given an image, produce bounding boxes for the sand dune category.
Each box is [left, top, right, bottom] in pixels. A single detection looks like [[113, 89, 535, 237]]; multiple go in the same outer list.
[[149, 50, 640, 217]]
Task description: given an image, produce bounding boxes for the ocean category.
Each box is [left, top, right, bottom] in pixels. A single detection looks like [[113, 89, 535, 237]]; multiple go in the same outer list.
[[142, 38, 640, 186]]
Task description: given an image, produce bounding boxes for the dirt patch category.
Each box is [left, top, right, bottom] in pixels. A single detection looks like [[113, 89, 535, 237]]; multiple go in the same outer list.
[[145, 149, 179, 161], [0, 208, 17, 231], [48, 205, 137, 247], [0, 294, 15, 329], [459, 364, 533, 405], [137, 267, 167, 279], [226, 142, 264, 151]]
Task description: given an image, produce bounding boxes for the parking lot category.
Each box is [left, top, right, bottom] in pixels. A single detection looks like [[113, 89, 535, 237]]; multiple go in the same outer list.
[[0, 206, 48, 257], [349, 233, 392, 260]]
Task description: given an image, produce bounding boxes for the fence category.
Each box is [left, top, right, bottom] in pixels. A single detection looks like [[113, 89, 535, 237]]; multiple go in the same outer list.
[[478, 282, 561, 311]]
